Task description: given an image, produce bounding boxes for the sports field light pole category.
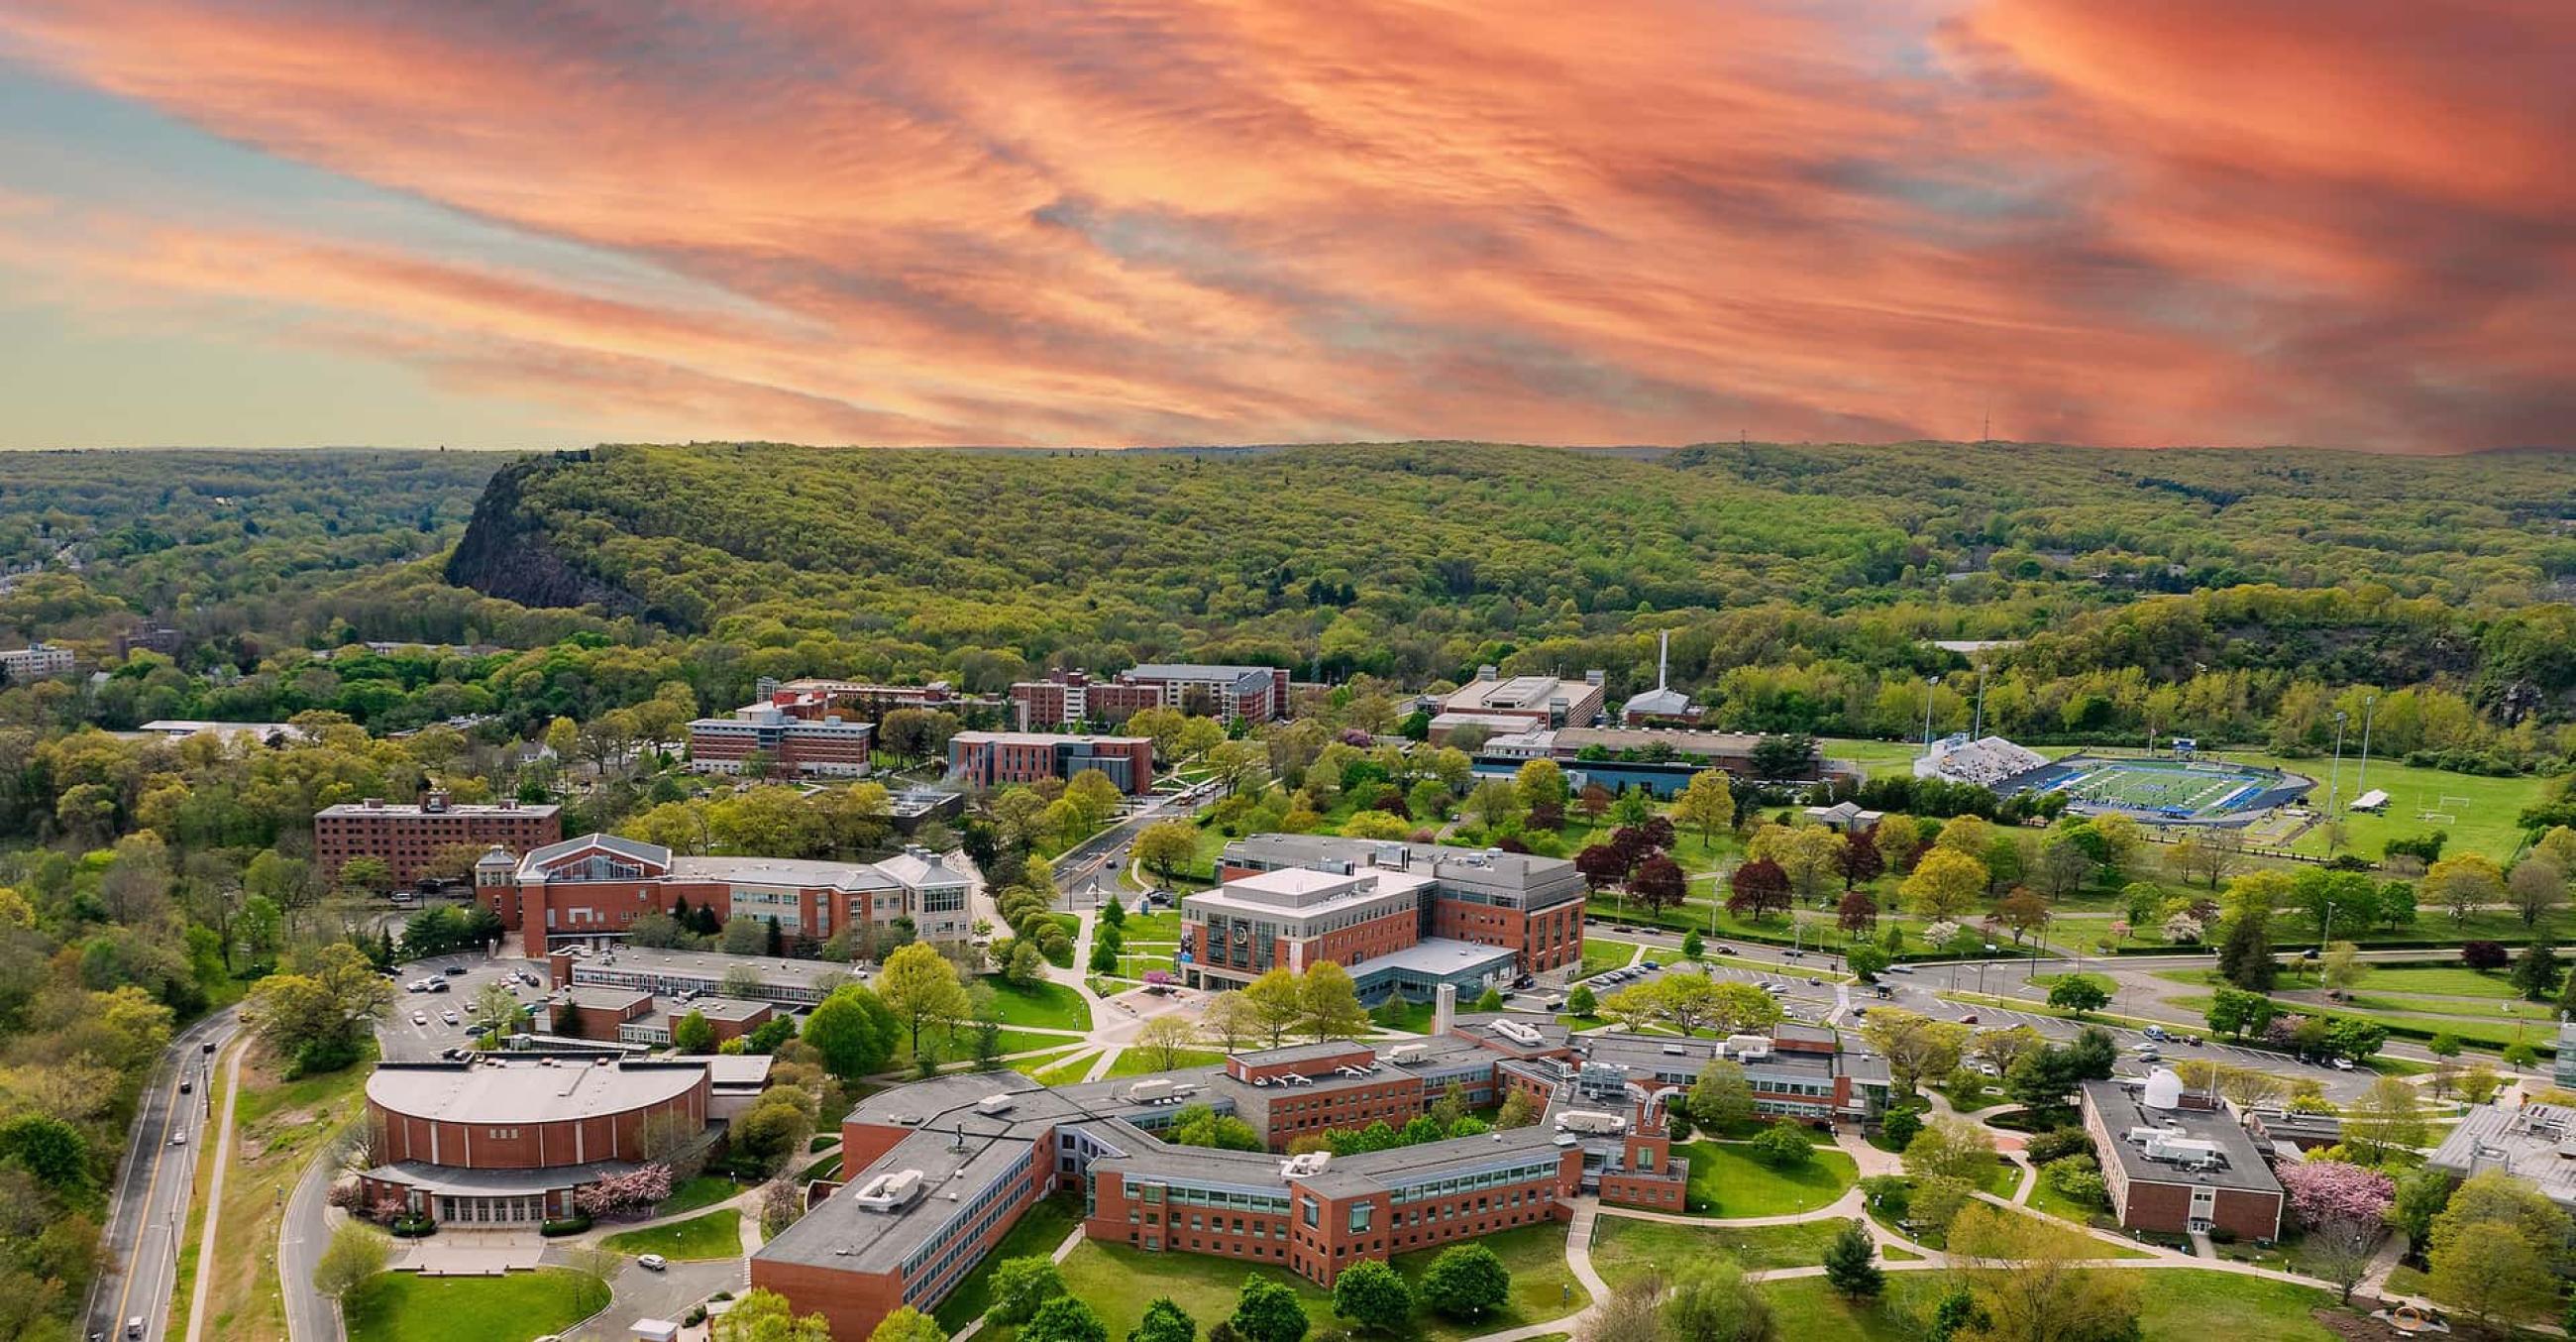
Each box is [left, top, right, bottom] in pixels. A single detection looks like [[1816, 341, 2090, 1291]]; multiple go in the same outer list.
[[2325, 711, 2348, 817], [1921, 675, 1943, 752], [2355, 695, 2378, 799]]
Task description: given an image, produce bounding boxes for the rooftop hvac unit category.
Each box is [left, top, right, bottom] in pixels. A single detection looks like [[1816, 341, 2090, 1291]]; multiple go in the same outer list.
[[976, 1094, 1018, 1116], [1388, 1044, 1429, 1064], [1491, 1020, 1544, 1047], [1556, 1109, 1626, 1135], [1661, 1045, 1687, 1057], [849, 1169, 926, 1212], [1127, 1078, 1176, 1104], [1278, 1152, 1332, 1178]]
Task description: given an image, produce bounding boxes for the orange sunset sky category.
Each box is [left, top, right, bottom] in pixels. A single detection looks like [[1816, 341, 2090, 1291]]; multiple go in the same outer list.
[[0, 1, 2567, 452]]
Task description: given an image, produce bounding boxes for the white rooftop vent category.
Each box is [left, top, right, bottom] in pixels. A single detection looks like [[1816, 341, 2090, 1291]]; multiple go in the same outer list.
[[1278, 1152, 1333, 1178], [2142, 1067, 2185, 1111], [1388, 1044, 1428, 1064], [849, 1169, 926, 1211], [1491, 1020, 1544, 1047]]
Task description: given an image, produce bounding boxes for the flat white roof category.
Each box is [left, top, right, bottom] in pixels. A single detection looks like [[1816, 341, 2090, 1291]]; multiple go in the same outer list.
[[367, 1059, 703, 1125]]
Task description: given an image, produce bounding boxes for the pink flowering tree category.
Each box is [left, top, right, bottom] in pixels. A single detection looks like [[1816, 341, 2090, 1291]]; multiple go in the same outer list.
[[2278, 1159, 2395, 1231], [1143, 968, 1173, 987], [574, 1163, 675, 1218]]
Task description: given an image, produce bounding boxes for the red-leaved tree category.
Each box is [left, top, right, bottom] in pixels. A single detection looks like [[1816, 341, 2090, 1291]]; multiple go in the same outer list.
[[1728, 858, 1792, 923]]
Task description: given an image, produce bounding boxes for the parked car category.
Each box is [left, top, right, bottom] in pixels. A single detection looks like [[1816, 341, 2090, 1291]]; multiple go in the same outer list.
[[1887, 963, 1914, 974], [412, 1011, 429, 1026], [427, 979, 450, 993], [441, 1011, 460, 1027], [1642, 960, 1661, 971], [2330, 1057, 2356, 1070], [1958, 1014, 1980, 1024], [637, 1254, 668, 1272]]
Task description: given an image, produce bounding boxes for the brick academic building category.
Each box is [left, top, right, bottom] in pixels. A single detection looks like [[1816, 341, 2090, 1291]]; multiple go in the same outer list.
[[313, 791, 562, 885], [1200, 835, 1589, 988], [751, 1010, 1887, 1337], [356, 1055, 714, 1225], [475, 833, 973, 950]]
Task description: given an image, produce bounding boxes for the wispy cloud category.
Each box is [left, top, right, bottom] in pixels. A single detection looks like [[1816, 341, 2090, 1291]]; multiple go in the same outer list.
[[0, 0, 2566, 450]]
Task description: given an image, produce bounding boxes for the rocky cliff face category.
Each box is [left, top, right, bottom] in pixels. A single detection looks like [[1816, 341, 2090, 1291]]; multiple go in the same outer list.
[[443, 452, 646, 616]]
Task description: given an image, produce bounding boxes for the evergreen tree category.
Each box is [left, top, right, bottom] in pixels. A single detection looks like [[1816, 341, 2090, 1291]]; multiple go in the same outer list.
[[1821, 1218, 1882, 1298], [2215, 914, 2275, 990], [2510, 937, 2561, 1002]]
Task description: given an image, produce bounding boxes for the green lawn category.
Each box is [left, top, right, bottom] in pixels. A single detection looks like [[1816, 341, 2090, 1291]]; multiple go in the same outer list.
[[1756, 1276, 1921, 1342], [979, 976, 1094, 1031], [800, 1152, 843, 1182], [2022, 1174, 2111, 1227], [1034, 1052, 1100, 1085], [2138, 1269, 2339, 1341], [1371, 994, 1440, 1034], [1677, 1141, 1859, 1217], [981, 1238, 1333, 1341], [1390, 1223, 1585, 1340], [1106, 1047, 1225, 1077], [933, 1193, 1084, 1330], [602, 1208, 742, 1261], [343, 1269, 608, 1342], [1588, 1215, 1854, 1283], [655, 1174, 742, 1217], [1009, 1047, 1087, 1076], [1756, 1268, 2335, 1342], [1580, 939, 1641, 978], [2158, 964, 2522, 1001], [1974, 1155, 2023, 1199], [1114, 908, 1182, 941]]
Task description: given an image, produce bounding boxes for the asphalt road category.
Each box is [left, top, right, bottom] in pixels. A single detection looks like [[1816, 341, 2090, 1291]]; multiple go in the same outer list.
[[86, 1009, 237, 1342]]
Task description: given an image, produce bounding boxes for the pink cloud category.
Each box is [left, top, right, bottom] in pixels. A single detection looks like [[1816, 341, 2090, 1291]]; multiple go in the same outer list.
[[1, 0, 2567, 450]]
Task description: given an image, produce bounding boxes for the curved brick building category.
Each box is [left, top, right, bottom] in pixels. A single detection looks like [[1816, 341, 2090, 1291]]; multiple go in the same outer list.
[[357, 1056, 712, 1224]]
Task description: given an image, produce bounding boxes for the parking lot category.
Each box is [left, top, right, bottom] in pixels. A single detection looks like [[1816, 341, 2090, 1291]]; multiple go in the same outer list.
[[1560, 924, 2383, 1105], [381, 951, 553, 1062]]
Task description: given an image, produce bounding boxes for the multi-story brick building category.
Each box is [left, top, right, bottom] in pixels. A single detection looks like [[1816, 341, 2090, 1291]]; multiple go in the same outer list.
[[1008, 670, 1165, 729], [314, 792, 563, 885], [1211, 835, 1587, 981], [744, 1011, 1875, 1337], [687, 701, 874, 777], [1010, 664, 1288, 728], [1181, 866, 1518, 1003], [478, 834, 973, 951], [1120, 664, 1291, 722], [2080, 1074, 2284, 1239], [767, 678, 989, 720], [946, 730, 1154, 795]]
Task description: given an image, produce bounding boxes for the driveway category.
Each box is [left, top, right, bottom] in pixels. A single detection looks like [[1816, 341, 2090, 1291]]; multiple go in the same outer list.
[[550, 1250, 745, 1340]]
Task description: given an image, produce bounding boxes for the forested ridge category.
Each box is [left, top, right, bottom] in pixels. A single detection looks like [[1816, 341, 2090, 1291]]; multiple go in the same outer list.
[[445, 441, 2576, 769]]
